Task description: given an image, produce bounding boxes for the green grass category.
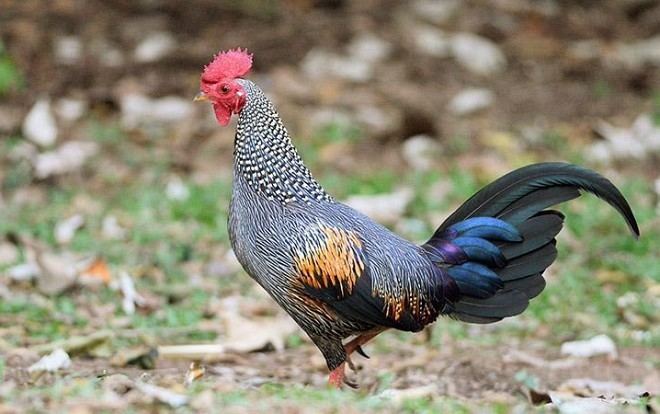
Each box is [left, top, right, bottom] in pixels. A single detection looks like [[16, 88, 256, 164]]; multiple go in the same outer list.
[[1, 117, 657, 412], [0, 42, 23, 96]]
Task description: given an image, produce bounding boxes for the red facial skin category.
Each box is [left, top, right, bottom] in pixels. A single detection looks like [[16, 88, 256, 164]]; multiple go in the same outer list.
[[199, 48, 252, 126], [201, 78, 246, 126]]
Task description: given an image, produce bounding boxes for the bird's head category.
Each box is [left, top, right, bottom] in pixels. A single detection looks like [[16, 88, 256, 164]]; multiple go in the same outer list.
[[196, 48, 253, 126]]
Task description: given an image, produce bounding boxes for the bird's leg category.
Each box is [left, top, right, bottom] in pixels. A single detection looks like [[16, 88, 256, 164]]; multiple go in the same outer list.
[[328, 363, 344, 388], [328, 329, 386, 388], [342, 329, 385, 372], [344, 330, 382, 357]]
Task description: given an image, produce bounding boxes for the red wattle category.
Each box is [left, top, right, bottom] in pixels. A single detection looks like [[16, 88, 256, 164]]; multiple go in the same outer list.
[[213, 104, 231, 126]]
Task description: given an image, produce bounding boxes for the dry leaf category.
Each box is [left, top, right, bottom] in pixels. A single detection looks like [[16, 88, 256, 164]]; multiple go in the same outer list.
[[80, 258, 112, 285], [379, 385, 438, 404], [33, 330, 112, 356], [33, 141, 98, 178], [28, 349, 71, 373], [116, 271, 146, 315], [110, 346, 157, 369], [23, 99, 57, 147], [559, 378, 645, 399], [55, 214, 85, 245], [184, 361, 205, 386], [133, 381, 188, 408], [560, 335, 617, 359], [549, 391, 645, 414]]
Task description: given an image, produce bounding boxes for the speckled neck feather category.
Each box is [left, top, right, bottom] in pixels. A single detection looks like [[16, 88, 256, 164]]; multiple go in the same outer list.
[[234, 80, 332, 204]]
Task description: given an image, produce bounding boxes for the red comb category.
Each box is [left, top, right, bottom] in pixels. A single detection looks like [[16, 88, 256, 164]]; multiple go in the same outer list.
[[202, 48, 253, 83]]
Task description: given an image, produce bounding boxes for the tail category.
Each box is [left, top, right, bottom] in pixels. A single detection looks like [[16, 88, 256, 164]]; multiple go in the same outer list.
[[423, 162, 639, 324]]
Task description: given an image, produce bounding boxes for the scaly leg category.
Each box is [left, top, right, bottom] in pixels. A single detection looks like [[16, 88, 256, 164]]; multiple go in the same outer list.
[[328, 362, 346, 388], [327, 329, 385, 388]]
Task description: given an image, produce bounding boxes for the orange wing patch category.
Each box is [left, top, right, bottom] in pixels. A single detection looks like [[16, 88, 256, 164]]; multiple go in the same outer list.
[[294, 224, 365, 297]]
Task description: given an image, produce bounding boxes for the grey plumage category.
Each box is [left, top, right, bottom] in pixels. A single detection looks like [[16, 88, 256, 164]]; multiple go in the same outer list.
[[226, 79, 639, 375]]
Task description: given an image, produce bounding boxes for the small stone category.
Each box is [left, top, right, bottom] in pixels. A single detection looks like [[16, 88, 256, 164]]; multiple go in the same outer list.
[[412, 0, 460, 25], [613, 35, 660, 69], [302, 49, 372, 82], [102, 215, 126, 240], [54, 36, 82, 65], [33, 141, 98, 178], [0, 105, 23, 133], [347, 33, 391, 63], [401, 134, 442, 171], [560, 334, 617, 359], [28, 349, 71, 373], [119, 94, 194, 129], [355, 105, 403, 137], [448, 88, 495, 115], [450, 33, 507, 76], [55, 98, 87, 123], [166, 176, 190, 201], [55, 214, 85, 245], [588, 114, 660, 162], [134, 32, 175, 63], [23, 99, 58, 147], [411, 26, 451, 57], [343, 188, 414, 225], [0, 242, 19, 267], [7, 262, 40, 281]]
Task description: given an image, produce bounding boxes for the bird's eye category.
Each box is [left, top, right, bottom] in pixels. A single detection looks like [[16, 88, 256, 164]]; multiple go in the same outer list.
[[220, 84, 231, 94]]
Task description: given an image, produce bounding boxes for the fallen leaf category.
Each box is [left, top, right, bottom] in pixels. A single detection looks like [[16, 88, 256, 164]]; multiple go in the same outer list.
[[560, 335, 617, 359], [7, 262, 40, 282], [33, 330, 112, 356], [133, 381, 188, 408], [33, 141, 98, 179], [0, 242, 19, 266], [378, 384, 438, 404], [55, 214, 85, 245], [23, 99, 58, 147], [549, 391, 645, 414], [101, 215, 126, 240], [116, 271, 146, 315], [504, 349, 580, 370], [80, 258, 112, 285], [110, 346, 157, 369], [28, 349, 71, 373], [166, 176, 190, 201], [33, 250, 85, 295], [559, 378, 645, 399], [184, 361, 205, 386], [101, 373, 134, 395], [157, 344, 226, 362], [401, 135, 441, 171], [217, 296, 299, 353]]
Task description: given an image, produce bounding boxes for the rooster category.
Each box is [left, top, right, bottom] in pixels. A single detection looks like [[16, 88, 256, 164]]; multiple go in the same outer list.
[[195, 48, 639, 387]]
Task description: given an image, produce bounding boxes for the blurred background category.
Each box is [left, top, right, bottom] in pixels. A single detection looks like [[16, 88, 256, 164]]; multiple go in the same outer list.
[[0, 0, 658, 412]]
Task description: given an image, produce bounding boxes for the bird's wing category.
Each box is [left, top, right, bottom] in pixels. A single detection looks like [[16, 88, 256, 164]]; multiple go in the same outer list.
[[292, 223, 366, 300], [291, 222, 444, 331]]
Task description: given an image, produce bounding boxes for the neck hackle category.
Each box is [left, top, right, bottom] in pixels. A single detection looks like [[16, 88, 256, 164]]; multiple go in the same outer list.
[[233, 81, 332, 205]]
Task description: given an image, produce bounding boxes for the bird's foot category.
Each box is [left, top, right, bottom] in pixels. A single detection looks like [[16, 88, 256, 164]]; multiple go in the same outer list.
[[328, 363, 357, 388], [355, 345, 370, 359]]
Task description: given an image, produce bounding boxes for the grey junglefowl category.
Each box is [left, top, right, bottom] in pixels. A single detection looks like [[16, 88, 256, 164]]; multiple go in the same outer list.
[[195, 48, 640, 388]]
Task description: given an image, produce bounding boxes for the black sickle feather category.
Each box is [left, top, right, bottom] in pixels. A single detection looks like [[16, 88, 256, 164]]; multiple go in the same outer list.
[[439, 162, 640, 237]]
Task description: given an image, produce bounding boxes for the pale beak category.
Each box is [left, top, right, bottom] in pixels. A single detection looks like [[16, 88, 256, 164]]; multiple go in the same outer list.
[[194, 92, 209, 102]]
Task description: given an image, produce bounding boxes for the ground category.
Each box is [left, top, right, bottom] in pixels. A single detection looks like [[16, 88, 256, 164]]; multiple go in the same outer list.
[[0, 1, 659, 413]]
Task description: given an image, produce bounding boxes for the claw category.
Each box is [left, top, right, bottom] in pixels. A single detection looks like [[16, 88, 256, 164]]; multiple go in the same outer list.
[[344, 377, 359, 389], [356, 345, 370, 359]]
